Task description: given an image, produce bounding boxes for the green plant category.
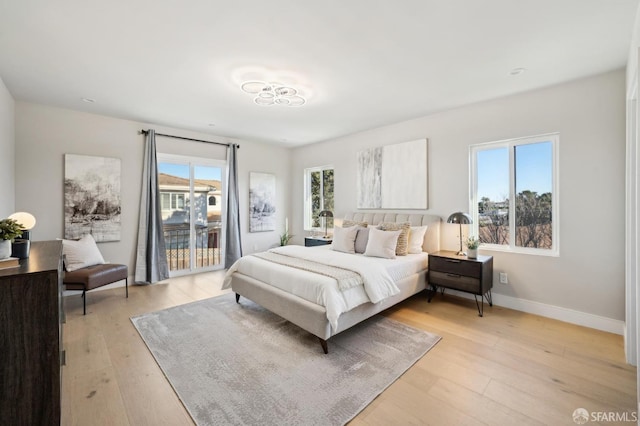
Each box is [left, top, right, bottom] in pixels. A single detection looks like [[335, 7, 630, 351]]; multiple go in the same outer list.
[[466, 236, 480, 250], [279, 231, 293, 246], [0, 218, 24, 241]]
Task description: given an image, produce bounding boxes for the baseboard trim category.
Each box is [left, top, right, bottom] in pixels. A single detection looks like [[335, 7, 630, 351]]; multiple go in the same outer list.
[[443, 289, 624, 335]]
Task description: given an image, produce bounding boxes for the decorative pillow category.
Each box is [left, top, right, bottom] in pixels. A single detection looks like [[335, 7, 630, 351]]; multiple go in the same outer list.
[[354, 226, 370, 254], [377, 222, 411, 256], [331, 226, 359, 254], [408, 226, 428, 254], [364, 228, 401, 259], [62, 234, 105, 272], [342, 220, 368, 228]]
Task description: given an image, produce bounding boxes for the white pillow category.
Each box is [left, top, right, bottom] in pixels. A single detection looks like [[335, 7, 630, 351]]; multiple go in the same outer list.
[[408, 226, 428, 254], [331, 226, 359, 254], [62, 234, 106, 271], [364, 228, 401, 259]]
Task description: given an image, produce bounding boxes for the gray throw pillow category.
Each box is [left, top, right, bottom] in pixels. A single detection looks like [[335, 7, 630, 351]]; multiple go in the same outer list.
[[354, 226, 370, 254]]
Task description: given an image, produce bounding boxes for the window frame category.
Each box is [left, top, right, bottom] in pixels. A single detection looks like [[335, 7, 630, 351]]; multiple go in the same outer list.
[[469, 133, 559, 256], [304, 165, 334, 231]]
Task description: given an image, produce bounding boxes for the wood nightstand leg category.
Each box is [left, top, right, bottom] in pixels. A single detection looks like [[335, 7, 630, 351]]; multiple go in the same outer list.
[[484, 290, 493, 307], [427, 284, 436, 302], [474, 294, 484, 317]]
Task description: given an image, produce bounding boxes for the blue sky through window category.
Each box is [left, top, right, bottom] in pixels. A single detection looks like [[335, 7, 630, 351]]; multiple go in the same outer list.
[[158, 163, 222, 180], [478, 141, 552, 201]]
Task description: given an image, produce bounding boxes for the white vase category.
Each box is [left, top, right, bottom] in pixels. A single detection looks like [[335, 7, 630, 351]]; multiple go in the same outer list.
[[467, 248, 478, 259], [0, 240, 11, 259]]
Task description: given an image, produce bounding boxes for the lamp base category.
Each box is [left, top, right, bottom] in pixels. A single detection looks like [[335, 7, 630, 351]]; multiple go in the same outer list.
[[456, 250, 466, 256], [11, 239, 30, 259]]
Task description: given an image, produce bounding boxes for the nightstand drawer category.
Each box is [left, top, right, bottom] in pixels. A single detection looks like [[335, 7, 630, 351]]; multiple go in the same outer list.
[[429, 256, 481, 277], [305, 238, 332, 247], [429, 271, 480, 293]]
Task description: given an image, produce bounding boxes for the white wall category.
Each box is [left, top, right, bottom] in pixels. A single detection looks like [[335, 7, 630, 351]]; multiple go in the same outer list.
[[14, 102, 291, 271], [0, 77, 15, 218], [292, 70, 626, 323]]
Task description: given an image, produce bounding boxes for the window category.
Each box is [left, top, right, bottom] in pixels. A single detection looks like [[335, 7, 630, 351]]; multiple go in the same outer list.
[[161, 192, 185, 211], [304, 166, 334, 230], [470, 133, 558, 255], [158, 154, 226, 275]]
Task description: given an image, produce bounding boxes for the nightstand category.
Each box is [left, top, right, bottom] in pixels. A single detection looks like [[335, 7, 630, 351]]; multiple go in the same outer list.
[[304, 237, 332, 247], [427, 250, 493, 316]]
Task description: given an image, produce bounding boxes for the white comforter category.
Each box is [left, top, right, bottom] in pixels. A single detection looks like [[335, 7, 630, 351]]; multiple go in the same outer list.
[[223, 245, 402, 330]]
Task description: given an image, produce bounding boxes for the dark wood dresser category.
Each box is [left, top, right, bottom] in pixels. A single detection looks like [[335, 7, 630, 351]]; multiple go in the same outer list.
[[0, 240, 63, 425]]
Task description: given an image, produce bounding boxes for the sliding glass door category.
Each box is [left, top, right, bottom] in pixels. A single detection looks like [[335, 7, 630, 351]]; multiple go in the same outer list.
[[158, 154, 225, 276]]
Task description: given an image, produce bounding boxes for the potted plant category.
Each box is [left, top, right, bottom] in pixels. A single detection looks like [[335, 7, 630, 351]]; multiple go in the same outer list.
[[0, 218, 24, 259], [279, 230, 293, 246], [466, 236, 480, 259]]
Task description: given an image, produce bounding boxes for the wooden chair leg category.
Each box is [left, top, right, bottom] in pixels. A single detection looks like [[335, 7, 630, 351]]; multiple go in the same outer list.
[[125, 277, 128, 298], [83, 290, 86, 315]]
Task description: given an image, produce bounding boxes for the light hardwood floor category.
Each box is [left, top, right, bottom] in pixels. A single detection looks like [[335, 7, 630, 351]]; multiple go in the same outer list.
[[61, 272, 637, 425]]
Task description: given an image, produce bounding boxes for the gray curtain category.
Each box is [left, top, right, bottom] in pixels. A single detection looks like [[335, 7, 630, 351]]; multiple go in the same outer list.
[[135, 129, 169, 283], [224, 143, 243, 268]]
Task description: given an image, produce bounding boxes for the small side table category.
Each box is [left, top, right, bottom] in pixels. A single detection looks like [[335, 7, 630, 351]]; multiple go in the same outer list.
[[427, 250, 493, 316], [305, 237, 332, 247]]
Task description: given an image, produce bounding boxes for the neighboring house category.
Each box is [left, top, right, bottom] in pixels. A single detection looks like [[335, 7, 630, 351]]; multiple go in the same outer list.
[[158, 173, 222, 225]]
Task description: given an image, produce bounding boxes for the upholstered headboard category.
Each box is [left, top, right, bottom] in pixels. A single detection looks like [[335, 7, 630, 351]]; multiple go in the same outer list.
[[342, 212, 441, 253]]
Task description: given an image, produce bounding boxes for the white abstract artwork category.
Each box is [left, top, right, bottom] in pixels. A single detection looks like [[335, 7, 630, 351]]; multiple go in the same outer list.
[[357, 139, 428, 209]]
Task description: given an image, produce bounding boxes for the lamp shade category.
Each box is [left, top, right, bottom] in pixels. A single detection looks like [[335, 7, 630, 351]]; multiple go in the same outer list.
[[446, 212, 472, 225], [319, 210, 333, 218], [8, 212, 36, 230]]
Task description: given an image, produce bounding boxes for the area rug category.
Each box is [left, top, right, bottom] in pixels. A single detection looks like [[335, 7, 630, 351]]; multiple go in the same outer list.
[[131, 293, 441, 426]]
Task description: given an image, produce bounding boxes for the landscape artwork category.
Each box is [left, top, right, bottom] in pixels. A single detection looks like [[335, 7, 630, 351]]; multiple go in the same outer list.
[[64, 154, 121, 242], [357, 139, 428, 209], [249, 172, 276, 232]]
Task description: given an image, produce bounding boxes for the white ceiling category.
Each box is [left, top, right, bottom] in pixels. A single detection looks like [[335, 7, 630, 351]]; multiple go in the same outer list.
[[0, 0, 638, 147]]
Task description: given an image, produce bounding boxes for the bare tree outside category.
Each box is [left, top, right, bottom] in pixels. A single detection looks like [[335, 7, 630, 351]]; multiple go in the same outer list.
[[478, 191, 552, 249], [515, 190, 552, 248]]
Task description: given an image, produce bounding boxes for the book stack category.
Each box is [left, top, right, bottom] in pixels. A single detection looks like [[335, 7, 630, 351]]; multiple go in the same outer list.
[[0, 257, 20, 270]]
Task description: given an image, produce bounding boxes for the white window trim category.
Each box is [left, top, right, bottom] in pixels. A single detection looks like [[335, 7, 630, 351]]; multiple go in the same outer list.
[[469, 133, 559, 256], [304, 165, 333, 231]]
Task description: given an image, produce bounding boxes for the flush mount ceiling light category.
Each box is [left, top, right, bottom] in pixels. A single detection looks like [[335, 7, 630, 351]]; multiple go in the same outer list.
[[240, 81, 306, 107]]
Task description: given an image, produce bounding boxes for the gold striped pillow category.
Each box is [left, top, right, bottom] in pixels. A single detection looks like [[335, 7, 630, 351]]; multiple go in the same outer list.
[[377, 222, 411, 256], [342, 220, 368, 228]]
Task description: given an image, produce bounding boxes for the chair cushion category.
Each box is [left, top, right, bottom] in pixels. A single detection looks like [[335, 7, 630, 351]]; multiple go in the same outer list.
[[64, 263, 128, 291]]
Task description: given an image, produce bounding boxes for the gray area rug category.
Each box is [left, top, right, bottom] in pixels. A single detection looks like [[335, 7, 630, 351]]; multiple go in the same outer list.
[[131, 293, 441, 426]]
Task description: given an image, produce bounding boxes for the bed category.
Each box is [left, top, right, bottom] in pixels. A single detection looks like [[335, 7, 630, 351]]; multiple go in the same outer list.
[[223, 212, 441, 353]]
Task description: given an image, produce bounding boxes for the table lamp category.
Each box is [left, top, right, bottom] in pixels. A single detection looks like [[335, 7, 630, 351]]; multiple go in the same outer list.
[[447, 212, 472, 256], [319, 210, 333, 238], [9, 212, 36, 259]]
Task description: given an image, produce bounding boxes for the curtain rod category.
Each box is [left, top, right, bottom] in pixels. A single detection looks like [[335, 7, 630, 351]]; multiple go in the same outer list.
[[138, 129, 239, 149]]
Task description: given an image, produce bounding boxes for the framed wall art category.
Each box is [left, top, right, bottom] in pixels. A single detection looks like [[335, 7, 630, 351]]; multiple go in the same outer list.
[[64, 154, 121, 241], [249, 172, 276, 232], [357, 139, 428, 209]]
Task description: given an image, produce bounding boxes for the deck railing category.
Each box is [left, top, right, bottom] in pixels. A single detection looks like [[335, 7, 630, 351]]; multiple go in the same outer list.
[[163, 225, 222, 271]]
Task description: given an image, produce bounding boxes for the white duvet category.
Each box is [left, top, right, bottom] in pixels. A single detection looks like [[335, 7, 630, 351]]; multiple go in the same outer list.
[[223, 245, 428, 331]]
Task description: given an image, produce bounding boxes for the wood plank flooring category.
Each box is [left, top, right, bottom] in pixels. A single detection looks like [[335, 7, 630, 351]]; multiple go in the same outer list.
[[61, 271, 637, 425]]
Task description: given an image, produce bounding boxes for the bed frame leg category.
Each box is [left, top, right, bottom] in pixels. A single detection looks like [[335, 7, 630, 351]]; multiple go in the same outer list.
[[318, 337, 328, 354], [235, 293, 240, 303]]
